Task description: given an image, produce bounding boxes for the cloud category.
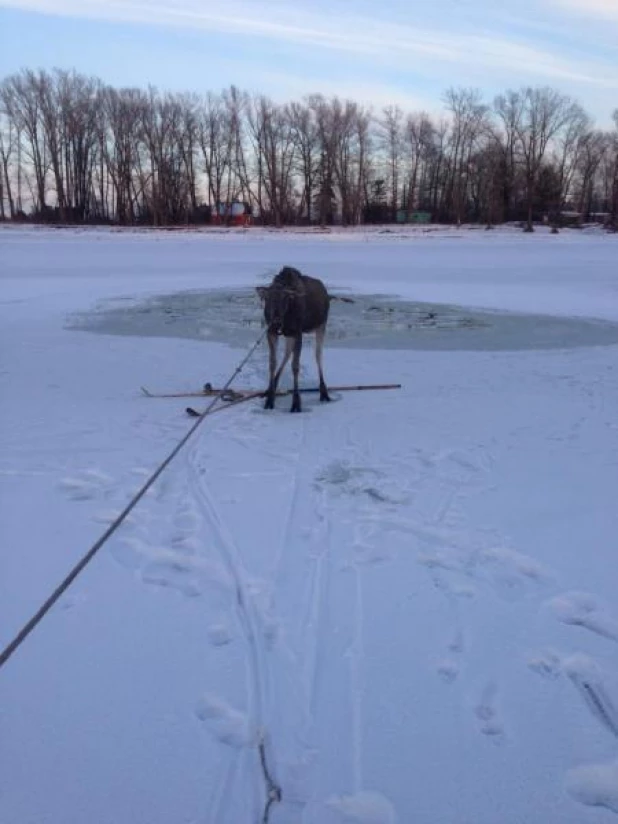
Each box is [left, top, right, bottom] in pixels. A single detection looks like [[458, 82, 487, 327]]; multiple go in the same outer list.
[[2, 0, 617, 91], [550, 0, 618, 22], [254, 71, 443, 118]]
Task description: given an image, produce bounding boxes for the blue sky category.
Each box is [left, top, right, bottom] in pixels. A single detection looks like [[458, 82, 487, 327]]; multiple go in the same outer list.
[[1, 0, 617, 125]]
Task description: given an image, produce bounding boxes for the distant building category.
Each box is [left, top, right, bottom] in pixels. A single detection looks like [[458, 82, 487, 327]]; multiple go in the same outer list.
[[396, 210, 432, 224], [211, 201, 252, 227]]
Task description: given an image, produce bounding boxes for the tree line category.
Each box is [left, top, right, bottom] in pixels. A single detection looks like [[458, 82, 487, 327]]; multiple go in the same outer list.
[[1, 68, 617, 229]]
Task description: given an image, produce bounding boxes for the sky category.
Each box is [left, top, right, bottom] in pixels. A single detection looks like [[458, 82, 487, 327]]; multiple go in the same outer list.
[[0, 0, 617, 125]]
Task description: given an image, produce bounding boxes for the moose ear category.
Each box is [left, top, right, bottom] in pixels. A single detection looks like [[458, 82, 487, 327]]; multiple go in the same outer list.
[[256, 286, 269, 302]]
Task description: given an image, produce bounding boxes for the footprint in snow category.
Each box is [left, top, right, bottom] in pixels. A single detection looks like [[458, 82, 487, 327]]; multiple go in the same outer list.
[[142, 560, 203, 597], [315, 461, 408, 505], [206, 622, 234, 647], [348, 521, 396, 566], [109, 536, 150, 571], [548, 592, 618, 643], [415, 545, 478, 606], [436, 658, 460, 683], [141, 552, 231, 599], [172, 501, 202, 536], [475, 682, 505, 741], [92, 509, 137, 527], [194, 694, 256, 748], [527, 649, 562, 680], [59, 468, 114, 501], [59, 593, 86, 611], [476, 545, 549, 601], [448, 629, 465, 654]]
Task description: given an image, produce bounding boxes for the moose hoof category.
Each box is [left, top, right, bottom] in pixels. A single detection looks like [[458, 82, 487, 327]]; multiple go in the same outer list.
[[264, 394, 275, 410], [290, 394, 302, 413], [320, 392, 331, 403]]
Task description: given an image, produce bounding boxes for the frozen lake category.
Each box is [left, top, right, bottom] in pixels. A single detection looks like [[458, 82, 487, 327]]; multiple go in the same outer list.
[[2, 225, 618, 824]]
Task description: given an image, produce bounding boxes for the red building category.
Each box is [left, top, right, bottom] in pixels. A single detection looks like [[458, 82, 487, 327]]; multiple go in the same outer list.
[[211, 201, 252, 227]]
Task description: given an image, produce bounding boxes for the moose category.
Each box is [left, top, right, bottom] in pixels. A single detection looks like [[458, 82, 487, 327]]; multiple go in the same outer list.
[[256, 266, 334, 413]]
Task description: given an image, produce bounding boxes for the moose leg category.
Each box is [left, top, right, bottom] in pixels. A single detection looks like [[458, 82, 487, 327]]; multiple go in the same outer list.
[[290, 335, 303, 413], [315, 323, 330, 402], [264, 331, 279, 409], [275, 336, 294, 385]]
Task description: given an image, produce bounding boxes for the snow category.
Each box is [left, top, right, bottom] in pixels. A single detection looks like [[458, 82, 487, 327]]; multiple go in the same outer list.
[[1, 224, 618, 823], [567, 760, 618, 814]]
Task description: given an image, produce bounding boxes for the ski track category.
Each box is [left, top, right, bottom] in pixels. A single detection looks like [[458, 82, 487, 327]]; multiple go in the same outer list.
[[67, 366, 618, 821], [185, 443, 269, 822]]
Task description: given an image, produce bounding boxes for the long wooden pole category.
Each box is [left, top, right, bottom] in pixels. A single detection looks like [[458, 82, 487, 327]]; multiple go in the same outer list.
[[142, 383, 402, 399]]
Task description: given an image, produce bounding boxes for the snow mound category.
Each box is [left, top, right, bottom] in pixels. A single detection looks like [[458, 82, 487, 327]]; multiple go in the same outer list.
[[566, 760, 618, 813]]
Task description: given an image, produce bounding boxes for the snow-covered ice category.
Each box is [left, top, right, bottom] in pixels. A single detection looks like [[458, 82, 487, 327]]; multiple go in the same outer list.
[[1, 224, 618, 823]]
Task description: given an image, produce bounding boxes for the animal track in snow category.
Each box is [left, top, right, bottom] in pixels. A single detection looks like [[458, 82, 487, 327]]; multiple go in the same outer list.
[[172, 502, 202, 535], [475, 682, 505, 740], [91, 509, 131, 526], [142, 560, 203, 597], [140, 551, 231, 599], [245, 578, 280, 646], [527, 650, 562, 680], [315, 461, 409, 506], [347, 520, 396, 566], [448, 629, 465, 654], [59, 468, 114, 501], [475, 546, 549, 601], [109, 536, 148, 570], [549, 592, 618, 643], [194, 694, 256, 748], [436, 659, 460, 683], [206, 622, 234, 647], [59, 593, 86, 611], [414, 542, 477, 601]]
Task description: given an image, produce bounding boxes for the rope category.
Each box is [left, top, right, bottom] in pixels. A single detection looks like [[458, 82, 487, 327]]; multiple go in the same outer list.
[[0, 331, 267, 670], [259, 735, 282, 823]]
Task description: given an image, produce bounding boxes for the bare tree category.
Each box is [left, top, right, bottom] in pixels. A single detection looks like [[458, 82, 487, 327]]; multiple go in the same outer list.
[[549, 102, 590, 228], [1, 67, 614, 229], [101, 86, 146, 223], [443, 88, 488, 225], [56, 70, 101, 221], [379, 105, 404, 219], [288, 100, 318, 223], [198, 91, 230, 212], [352, 105, 372, 225], [0, 84, 18, 218], [246, 95, 297, 226], [609, 110, 618, 229], [222, 85, 250, 208], [4, 70, 49, 212], [309, 95, 337, 226], [403, 112, 433, 214], [511, 87, 582, 231], [493, 90, 525, 220], [574, 130, 608, 220], [175, 93, 200, 216]]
